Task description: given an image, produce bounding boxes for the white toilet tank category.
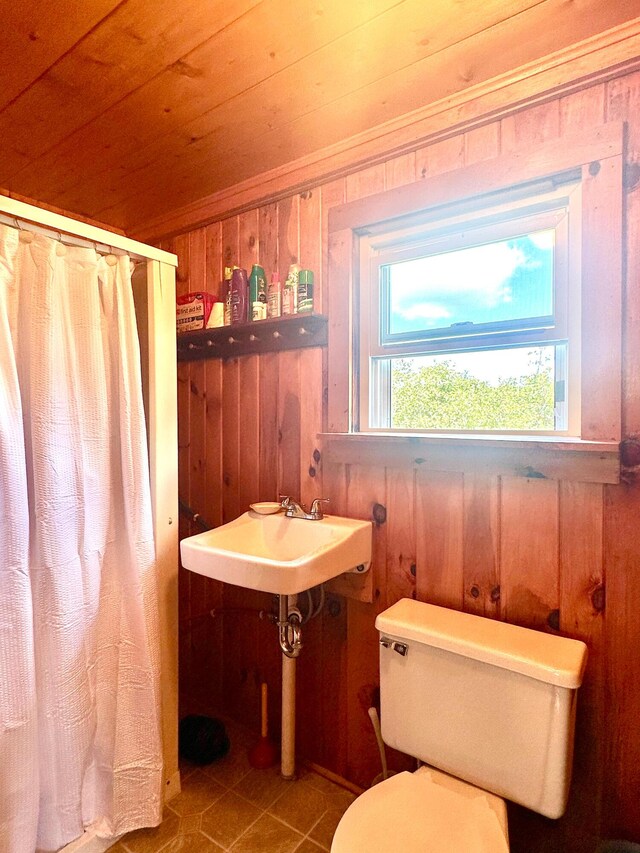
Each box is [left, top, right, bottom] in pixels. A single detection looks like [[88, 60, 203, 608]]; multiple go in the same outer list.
[[376, 599, 588, 819]]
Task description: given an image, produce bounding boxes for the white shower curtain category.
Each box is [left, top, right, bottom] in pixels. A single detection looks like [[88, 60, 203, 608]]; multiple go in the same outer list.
[[0, 224, 163, 852]]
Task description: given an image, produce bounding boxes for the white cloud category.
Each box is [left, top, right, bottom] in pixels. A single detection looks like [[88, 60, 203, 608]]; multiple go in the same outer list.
[[390, 241, 526, 319]]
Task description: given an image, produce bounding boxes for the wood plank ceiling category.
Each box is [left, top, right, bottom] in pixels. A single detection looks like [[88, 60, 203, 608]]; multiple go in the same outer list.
[[1, 0, 638, 234]]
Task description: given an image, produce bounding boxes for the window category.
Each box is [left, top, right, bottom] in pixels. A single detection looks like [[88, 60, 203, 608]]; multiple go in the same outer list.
[[358, 178, 582, 435], [326, 123, 622, 473]]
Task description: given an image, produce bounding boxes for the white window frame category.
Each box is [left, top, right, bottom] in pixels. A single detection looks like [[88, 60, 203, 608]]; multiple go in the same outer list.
[[357, 179, 583, 437]]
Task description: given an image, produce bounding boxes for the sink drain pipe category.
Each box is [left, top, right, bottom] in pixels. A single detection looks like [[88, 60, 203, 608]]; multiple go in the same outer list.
[[278, 594, 302, 779]]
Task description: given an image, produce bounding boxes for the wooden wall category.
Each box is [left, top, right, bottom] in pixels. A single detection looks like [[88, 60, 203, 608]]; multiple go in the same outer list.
[[167, 71, 640, 852]]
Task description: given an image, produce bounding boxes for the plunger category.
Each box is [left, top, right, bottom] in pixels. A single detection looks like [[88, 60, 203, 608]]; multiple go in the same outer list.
[[248, 682, 278, 768]]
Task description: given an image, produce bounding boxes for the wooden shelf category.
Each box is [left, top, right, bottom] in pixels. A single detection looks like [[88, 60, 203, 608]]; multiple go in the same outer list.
[[177, 313, 328, 361]]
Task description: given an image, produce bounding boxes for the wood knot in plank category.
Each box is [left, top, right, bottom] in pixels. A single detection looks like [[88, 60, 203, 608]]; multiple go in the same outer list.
[[591, 584, 605, 613], [372, 503, 387, 525], [547, 609, 560, 631]]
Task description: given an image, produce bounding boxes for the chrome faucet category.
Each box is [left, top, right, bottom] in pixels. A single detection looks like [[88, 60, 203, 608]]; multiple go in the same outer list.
[[280, 496, 329, 520]]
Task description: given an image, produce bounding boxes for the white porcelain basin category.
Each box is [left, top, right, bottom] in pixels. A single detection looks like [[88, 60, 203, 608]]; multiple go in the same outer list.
[[180, 510, 372, 594]]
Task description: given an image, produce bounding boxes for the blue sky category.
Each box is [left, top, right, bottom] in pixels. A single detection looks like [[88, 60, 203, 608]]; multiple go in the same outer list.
[[388, 230, 554, 336]]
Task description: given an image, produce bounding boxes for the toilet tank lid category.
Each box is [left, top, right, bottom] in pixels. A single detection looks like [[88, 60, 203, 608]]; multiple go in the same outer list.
[[376, 599, 587, 688]]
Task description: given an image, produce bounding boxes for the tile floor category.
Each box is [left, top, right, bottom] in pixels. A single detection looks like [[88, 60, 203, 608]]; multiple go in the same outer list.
[[108, 719, 355, 853]]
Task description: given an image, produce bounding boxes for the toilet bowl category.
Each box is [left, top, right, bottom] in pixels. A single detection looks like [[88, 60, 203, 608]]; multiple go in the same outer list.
[[331, 766, 509, 853]]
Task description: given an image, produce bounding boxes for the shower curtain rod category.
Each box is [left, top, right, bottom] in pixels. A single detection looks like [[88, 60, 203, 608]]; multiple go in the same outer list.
[[0, 194, 177, 267]]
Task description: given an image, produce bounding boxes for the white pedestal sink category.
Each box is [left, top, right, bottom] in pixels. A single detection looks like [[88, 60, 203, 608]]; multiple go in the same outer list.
[[180, 509, 372, 778], [180, 510, 372, 594]]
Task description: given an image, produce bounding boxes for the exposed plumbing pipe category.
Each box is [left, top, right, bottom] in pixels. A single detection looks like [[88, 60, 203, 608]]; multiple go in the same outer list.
[[278, 595, 302, 659], [278, 594, 302, 779], [281, 653, 296, 780]]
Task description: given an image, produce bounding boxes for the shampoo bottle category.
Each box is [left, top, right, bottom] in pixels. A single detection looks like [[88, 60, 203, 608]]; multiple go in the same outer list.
[[230, 267, 248, 324]]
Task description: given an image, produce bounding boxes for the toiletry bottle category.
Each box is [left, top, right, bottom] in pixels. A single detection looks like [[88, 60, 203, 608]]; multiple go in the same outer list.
[[282, 264, 300, 315], [223, 266, 232, 325], [267, 272, 282, 318], [297, 269, 314, 313], [230, 267, 248, 324], [249, 264, 267, 321]]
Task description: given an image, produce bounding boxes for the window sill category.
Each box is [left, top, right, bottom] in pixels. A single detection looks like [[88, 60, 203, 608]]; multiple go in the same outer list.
[[318, 432, 620, 484]]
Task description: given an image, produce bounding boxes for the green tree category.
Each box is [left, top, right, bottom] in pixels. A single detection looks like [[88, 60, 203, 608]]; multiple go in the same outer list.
[[391, 357, 555, 430]]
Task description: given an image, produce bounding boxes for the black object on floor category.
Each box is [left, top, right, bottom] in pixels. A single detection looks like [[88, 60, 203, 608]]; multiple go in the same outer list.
[[179, 715, 230, 765]]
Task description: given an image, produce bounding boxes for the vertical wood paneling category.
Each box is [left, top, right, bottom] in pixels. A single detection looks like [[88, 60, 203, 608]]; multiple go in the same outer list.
[[559, 481, 604, 852], [603, 479, 640, 841], [326, 227, 352, 432], [257, 200, 280, 502], [221, 358, 241, 523], [298, 347, 324, 507], [188, 228, 206, 293], [345, 464, 387, 787], [277, 350, 301, 500], [321, 178, 346, 315], [222, 206, 264, 729], [258, 201, 279, 277], [204, 358, 223, 521], [278, 195, 299, 280], [415, 470, 464, 608], [220, 216, 240, 524], [500, 477, 559, 630], [258, 352, 279, 502], [236, 217, 260, 511], [238, 355, 260, 507], [298, 187, 324, 507], [385, 469, 416, 607], [463, 474, 500, 618], [204, 221, 223, 299], [346, 464, 387, 606]]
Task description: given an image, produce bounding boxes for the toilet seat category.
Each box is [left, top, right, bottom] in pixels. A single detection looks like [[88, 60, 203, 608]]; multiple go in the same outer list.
[[331, 766, 510, 853]]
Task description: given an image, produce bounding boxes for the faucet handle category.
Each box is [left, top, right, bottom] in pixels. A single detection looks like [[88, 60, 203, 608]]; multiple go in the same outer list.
[[279, 495, 291, 508], [310, 497, 330, 518]]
